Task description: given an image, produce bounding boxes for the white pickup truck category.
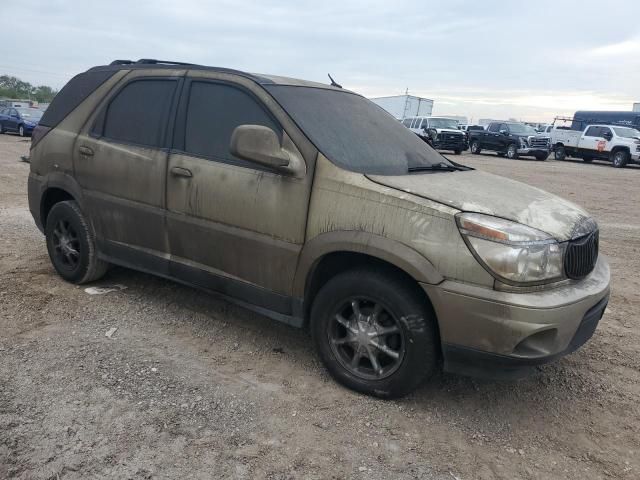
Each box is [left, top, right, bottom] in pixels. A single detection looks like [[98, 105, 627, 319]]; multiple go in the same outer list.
[[551, 124, 640, 168]]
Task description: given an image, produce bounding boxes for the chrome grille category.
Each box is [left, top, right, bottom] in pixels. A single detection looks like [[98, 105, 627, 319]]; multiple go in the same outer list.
[[530, 136, 549, 148], [565, 230, 599, 280]]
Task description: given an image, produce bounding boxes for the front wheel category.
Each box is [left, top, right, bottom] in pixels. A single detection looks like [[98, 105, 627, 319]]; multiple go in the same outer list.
[[554, 145, 566, 160], [310, 268, 438, 399], [453, 149, 462, 155], [506, 143, 519, 159], [612, 150, 629, 168], [18, 125, 25, 137], [0, 123, 4, 134], [45, 201, 109, 284], [535, 153, 549, 161], [470, 140, 481, 154]]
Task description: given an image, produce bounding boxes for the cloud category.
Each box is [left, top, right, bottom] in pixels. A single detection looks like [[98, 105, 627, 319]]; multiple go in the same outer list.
[[590, 38, 640, 56], [1, 0, 638, 122]]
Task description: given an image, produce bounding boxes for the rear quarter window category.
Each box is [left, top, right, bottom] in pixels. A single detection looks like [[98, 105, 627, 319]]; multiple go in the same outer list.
[[39, 69, 116, 128]]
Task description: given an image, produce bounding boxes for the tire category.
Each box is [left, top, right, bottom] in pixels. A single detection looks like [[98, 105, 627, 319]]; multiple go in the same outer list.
[[535, 153, 549, 161], [612, 150, 629, 168], [470, 140, 481, 154], [45, 200, 108, 284], [506, 143, 519, 159], [453, 149, 462, 155], [18, 125, 25, 137], [310, 267, 438, 399], [0, 123, 4, 134], [554, 145, 566, 161]]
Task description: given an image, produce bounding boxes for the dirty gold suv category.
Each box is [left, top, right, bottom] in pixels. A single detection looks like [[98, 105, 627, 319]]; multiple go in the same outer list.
[[28, 60, 610, 398]]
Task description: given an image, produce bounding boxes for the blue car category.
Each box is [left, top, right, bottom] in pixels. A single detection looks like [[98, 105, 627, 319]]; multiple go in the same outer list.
[[0, 107, 44, 137]]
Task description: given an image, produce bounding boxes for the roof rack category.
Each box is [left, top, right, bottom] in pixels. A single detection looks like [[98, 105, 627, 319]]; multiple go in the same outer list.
[[109, 59, 198, 66]]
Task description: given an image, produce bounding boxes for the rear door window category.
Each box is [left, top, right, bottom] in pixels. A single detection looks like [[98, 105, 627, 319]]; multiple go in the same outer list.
[[488, 123, 500, 132], [584, 126, 600, 137], [181, 81, 280, 164], [101, 79, 178, 148], [402, 118, 413, 127]]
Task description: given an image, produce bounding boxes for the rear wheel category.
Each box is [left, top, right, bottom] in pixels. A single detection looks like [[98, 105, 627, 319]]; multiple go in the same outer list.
[[470, 140, 481, 154], [612, 150, 629, 168], [311, 267, 438, 399], [45, 201, 108, 284], [506, 143, 519, 159], [554, 145, 566, 160]]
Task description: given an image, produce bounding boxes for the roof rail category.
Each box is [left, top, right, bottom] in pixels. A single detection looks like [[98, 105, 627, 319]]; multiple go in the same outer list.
[[110, 60, 135, 65], [135, 59, 197, 66]]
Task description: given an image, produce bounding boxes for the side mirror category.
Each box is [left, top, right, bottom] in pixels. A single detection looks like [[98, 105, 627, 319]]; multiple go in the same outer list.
[[603, 132, 613, 141], [230, 125, 290, 170], [499, 129, 509, 136]]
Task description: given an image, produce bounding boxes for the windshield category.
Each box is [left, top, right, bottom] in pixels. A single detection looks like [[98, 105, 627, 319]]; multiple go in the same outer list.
[[16, 108, 43, 120], [507, 123, 537, 135], [428, 118, 459, 129], [265, 86, 451, 175], [613, 127, 640, 138]]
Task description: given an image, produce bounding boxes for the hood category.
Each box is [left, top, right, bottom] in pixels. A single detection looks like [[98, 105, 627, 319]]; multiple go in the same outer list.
[[367, 170, 592, 242], [436, 128, 463, 134]]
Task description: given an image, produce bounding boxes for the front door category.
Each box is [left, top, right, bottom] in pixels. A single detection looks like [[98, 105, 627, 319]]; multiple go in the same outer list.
[[165, 75, 313, 314], [74, 74, 182, 272]]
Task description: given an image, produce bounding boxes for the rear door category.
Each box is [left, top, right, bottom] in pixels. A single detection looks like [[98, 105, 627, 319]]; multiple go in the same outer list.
[[165, 73, 314, 313], [485, 123, 501, 149], [74, 71, 183, 272], [7, 109, 19, 132], [581, 126, 609, 159]]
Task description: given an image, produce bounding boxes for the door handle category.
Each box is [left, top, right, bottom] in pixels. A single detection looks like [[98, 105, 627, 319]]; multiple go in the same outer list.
[[78, 146, 94, 157], [170, 166, 193, 178]]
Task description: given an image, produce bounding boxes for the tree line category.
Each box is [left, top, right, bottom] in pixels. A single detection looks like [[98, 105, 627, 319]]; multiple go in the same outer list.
[[0, 75, 58, 103]]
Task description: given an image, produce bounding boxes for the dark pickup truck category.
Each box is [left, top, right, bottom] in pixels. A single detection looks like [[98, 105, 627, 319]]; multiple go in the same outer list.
[[469, 121, 550, 160]]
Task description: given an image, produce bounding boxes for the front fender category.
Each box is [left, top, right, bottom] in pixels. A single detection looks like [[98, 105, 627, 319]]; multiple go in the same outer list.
[[292, 230, 444, 298]]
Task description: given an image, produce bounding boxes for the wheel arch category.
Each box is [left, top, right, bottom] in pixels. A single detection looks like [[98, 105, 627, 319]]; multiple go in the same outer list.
[[294, 231, 444, 325], [40, 174, 85, 226]]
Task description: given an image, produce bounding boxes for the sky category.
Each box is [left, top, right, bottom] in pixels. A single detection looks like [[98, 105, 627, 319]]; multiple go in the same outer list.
[[2, 0, 639, 122]]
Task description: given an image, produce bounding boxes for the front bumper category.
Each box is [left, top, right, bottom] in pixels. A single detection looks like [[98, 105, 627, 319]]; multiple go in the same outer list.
[[422, 255, 610, 379], [517, 147, 549, 156]]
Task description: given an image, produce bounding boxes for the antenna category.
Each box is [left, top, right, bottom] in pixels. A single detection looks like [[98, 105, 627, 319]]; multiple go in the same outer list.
[[327, 74, 342, 88]]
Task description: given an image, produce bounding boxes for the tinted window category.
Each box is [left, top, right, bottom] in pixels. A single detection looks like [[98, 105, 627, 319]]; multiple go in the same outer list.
[[585, 126, 600, 137], [102, 79, 177, 148], [183, 81, 280, 162], [488, 123, 500, 132], [265, 85, 449, 175], [40, 69, 116, 128]]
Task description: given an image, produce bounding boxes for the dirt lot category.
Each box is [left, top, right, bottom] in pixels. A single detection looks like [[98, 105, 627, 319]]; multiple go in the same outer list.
[[1, 134, 638, 480]]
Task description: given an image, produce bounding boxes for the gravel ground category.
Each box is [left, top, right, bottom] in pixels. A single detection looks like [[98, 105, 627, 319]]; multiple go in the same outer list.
[[1, 134, 639, 479]]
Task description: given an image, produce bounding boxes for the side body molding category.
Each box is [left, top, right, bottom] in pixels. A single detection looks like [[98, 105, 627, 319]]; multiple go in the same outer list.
[[292, 230, 444, 298]]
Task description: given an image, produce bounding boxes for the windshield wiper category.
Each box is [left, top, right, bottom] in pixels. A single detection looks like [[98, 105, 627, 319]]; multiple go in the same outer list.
[[407, 162, 465, 173]]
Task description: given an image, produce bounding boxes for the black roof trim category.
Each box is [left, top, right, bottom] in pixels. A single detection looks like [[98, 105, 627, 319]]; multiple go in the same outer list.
[[94, 59, 275, 84]]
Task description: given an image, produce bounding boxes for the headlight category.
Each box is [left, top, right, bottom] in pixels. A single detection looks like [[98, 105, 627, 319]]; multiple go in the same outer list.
[[456, 212, 564, 284]]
